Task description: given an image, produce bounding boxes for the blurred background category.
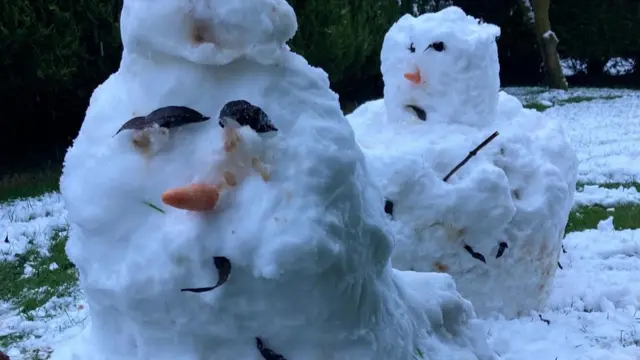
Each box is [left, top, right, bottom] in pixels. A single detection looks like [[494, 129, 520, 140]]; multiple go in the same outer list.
[[1, 0, 638, 173]]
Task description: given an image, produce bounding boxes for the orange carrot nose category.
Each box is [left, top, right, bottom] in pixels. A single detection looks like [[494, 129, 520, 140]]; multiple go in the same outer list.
[[161, 183, 220, 212], [403, 70, 422, 85]]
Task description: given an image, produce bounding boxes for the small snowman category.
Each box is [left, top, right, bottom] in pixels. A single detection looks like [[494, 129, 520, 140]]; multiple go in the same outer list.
[[348, 6, 578, 319]]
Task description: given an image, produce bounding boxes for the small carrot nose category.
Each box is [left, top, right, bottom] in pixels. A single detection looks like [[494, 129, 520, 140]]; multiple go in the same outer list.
[[403, 70, 422, 85]]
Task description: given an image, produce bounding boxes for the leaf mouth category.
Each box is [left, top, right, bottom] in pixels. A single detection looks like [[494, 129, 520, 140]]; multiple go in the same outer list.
[[405, 105, 426, 121]]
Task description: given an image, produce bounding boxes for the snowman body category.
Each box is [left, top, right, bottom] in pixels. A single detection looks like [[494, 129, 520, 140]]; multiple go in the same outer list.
[[52, 1, 498, 359]]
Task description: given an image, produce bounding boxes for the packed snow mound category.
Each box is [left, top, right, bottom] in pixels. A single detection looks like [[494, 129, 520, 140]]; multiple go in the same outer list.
[[381, 6, 501, 127], [347, 7, 578, 319], [52, 1, 498, 359]]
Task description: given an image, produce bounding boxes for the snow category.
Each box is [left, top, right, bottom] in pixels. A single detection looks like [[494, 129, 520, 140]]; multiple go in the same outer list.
[[597, 216, 615, 231], [561, 58, 587, 76], [0, 193, 67, 261], [348, 6, 578, 319], [0, 195, 86, 360], [604, 58, 636, 76], [44, 1, 495, 359], [561, 58, 636, 76], [543, 94, 640, 183], [487, 228, 640, 360], [542, 30, 557, 41], [575, 185, 640, 207], [0, 4, 638, 360], [2, 90, 640, 358]]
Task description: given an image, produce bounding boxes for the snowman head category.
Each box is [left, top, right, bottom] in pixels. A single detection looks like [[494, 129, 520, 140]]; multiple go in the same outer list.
[[381, 6, 501, 127], [119, 0, 297, 65]]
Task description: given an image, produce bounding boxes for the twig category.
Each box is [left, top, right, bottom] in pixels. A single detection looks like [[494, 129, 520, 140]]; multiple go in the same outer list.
[[443, 131, 500, 182], [463, 244, 486, 263], [143, 200, 165, 214], [538, 314, 551, 325]]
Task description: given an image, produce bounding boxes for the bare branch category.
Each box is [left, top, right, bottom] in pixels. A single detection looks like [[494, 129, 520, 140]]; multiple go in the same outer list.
[[442, 131, 500, 182]]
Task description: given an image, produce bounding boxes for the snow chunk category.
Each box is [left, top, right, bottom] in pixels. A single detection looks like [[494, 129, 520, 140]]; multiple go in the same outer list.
[[542, 30, 558, 43], [348, 7, 578, 319], [51, 1, 497, 359], [380, 6, 501, 128], [597, 216, 615, 232]]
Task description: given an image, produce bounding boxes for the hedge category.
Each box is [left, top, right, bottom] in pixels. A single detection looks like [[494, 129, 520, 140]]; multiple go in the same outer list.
[[1, 0, 637, 170]]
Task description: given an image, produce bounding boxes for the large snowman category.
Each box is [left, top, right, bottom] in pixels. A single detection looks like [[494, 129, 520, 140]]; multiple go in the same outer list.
[[347, 6, 578, 319], [51, 0, 499, 359]]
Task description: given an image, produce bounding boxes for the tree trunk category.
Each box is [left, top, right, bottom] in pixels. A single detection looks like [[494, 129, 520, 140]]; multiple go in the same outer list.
[[531, 0, 568, 90]]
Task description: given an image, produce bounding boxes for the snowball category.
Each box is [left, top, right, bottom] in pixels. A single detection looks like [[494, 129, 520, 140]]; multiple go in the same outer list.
[[50, 1, 497, 359], [347, 7, 578, 319]]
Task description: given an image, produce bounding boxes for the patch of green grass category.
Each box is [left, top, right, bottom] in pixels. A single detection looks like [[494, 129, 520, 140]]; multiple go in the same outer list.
[[524, 102, 553, 112], [576, 181, 640, 192], [557, 95, 621, 105], [0, 229, 77, 356], [0, 229, 77, 316], [524, 95, 623, 113], [0, 332, 29, 351], [566, 204, 640, 233], [0, 169, 61, 204]]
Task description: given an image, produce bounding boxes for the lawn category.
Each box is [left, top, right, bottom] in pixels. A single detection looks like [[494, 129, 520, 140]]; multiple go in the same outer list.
[[0, 171, 60, 205]]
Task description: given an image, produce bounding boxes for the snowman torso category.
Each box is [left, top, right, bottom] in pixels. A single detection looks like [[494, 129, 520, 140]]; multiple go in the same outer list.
[[58, 49, 500, 360], [350, 100, 577, 319]]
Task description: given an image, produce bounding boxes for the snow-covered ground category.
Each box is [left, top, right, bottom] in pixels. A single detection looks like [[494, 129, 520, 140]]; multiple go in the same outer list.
[[505, 87, 640, 183], [1, 88, 639, 359]]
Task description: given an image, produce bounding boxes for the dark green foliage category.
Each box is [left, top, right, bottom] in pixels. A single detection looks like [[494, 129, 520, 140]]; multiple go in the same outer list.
[[454, 0, 640, 85], [1, 0, 416, 170], [0, 0, 122, 92], [551, 0, 640, 76], [0, 0, 123, 169], [553, 0, 640, 59], [1, 0, 638, 172], [287, 0, 415, 97]]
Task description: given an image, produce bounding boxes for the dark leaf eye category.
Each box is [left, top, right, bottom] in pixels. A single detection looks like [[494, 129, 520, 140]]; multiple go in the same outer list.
[[408, 42, 416, 53], [427, 41, 445, 52]]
